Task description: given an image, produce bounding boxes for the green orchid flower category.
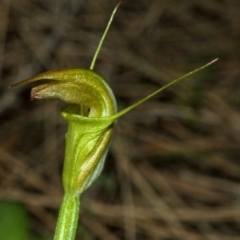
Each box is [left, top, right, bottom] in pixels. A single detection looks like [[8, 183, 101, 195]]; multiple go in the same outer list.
[[11, 2, 218, 240]]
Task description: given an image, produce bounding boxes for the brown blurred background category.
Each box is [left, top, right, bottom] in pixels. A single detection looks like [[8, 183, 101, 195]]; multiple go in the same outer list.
[[0, 0, 240, 239]]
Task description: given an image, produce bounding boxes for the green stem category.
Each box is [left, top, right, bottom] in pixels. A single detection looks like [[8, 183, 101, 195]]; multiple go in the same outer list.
[[53, 194, 80, 240]]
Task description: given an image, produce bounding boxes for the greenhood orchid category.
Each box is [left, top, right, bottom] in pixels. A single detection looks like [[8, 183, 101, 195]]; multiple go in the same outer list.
[[10, 2, 218, 240]]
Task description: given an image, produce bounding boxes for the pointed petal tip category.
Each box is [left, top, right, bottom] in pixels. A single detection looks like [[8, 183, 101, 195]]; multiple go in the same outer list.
[[9, 78, 37, 88], [9, 82, 22, 88], [9, 68, 77, 89], [209, 58, 219, 65]]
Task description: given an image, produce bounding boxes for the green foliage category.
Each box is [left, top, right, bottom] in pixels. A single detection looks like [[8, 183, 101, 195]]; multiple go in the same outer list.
[[0, 201, 29, 240]]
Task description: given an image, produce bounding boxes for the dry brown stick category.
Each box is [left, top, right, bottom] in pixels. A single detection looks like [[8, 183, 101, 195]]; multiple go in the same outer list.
[[0, 148, 56, 194], [28, 204, 56, 231], [113, 141, 137, 240], [89, 199, 240, 223], [139, 162, 226, 240], [0, 0, 11, 85], [163, 171, 240, 197], [126, 157, 189, 239], [82, 216, 121, 240], [0, 189, 60, 208]]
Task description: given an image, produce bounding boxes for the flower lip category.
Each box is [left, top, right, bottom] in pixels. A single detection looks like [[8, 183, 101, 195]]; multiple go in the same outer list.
[[30, 81, 56, 100]]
